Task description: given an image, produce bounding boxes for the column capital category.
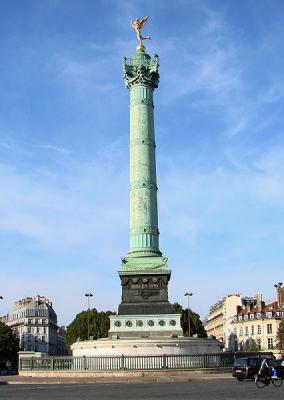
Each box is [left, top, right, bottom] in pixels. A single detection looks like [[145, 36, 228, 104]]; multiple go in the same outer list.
[[123, 52, 159, 90]]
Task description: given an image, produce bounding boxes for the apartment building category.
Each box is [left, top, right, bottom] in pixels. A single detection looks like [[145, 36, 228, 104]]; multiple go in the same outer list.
[[204, 294, 242, 350], [2, 295, 68, 355], [231, 285, 284, 351]]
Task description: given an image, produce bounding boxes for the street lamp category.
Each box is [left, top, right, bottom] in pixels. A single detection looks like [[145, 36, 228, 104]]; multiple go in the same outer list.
[[184, 292, 193, 337], [85, 293, 93, 340]]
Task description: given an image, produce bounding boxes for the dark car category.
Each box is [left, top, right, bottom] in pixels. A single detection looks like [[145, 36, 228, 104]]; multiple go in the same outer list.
[[232, 357, 262, 381], [233, 357, 284, 381], [267, 358, 284, 378], [0, 361, 17, 376]]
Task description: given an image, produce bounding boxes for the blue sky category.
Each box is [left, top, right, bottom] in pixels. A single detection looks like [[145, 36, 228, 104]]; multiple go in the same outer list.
[[0, 0, 283, 326]]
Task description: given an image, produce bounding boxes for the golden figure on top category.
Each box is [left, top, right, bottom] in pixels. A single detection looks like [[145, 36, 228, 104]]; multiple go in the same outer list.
[[130, 16, 151, 51]]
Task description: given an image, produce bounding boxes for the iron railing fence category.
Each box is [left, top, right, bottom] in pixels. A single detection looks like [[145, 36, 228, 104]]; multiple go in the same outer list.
[[19, 352, 273, 372]]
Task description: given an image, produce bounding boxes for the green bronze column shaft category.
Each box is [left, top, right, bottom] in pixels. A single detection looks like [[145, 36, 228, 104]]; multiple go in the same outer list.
[[129, 66, 160, 256], [120, 49, 170, 276]]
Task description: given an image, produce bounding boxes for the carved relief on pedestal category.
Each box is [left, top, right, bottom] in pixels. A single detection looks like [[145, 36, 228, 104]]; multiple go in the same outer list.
[[121, 275, 166, 289]]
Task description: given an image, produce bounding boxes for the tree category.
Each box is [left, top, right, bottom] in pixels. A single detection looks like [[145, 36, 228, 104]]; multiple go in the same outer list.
[[0, 322, 19, 366], [246, 338, 261, 352], [172, 302, 207, 338], [276, 319, 284, 350], [65, 308, 115, 349]]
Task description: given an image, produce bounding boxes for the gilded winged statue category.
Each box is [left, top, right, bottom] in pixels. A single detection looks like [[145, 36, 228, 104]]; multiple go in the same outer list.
[[130, 16, 151, 48]]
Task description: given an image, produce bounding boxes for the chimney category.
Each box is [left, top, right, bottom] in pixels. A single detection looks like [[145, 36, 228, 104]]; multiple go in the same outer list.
[[274, 283, 283, 309], [256, 292, 263, 312]]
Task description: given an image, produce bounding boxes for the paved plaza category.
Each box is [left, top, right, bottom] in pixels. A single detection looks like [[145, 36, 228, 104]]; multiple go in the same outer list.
[[1, 379, 283, 400]]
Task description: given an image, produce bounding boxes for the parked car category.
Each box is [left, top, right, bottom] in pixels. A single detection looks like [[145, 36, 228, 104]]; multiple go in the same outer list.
[[268, 359, 284, 378], [232, 357, 262, 381], [0, 361, 17, 376], [232, 357, 284, 381]]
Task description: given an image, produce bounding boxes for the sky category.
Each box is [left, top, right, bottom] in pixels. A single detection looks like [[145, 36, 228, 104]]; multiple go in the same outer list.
[[0, 0, 283, 326]]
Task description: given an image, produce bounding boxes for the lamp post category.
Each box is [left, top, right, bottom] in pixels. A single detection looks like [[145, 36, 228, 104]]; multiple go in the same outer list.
[[85, 293, 93, 340], [184, 292, 193, 337]]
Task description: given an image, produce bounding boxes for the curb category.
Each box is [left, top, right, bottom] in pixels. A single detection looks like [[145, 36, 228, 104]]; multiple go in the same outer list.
[[1, 375, 233, 385]]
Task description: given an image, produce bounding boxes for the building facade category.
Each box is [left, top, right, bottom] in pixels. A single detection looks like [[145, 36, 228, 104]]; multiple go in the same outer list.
[[2, 295, 68, 355], [231, 286, 284, 351], [205, 284, 284, 351], [204, 294, 242, 350]]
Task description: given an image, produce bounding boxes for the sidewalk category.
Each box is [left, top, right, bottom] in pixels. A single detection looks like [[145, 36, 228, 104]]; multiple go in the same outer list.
[[0, 370, 233, 385]]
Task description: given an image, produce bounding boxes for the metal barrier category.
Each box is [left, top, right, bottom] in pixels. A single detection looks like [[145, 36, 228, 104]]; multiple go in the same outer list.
[[19, 352, 273, 372]]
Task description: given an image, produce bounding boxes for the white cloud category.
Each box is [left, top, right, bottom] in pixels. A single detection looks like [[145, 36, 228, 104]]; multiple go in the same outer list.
[[0, 142, 128, 250]]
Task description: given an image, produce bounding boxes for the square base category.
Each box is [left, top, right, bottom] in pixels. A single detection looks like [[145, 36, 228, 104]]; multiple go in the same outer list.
[[109, 314, 182, 339]]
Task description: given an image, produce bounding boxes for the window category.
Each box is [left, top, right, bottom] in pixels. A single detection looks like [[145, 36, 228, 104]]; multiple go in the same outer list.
[[233, 328, 237, 335], [250, 314, 254, 320], [245, 326, 249, 336], [267, 324, 272, 334], [251, 325, 254, 335], [238, 316, 242, 321], [268, 338, 273, 349], [257, 325, 261, 334], [256, 313, 261, 319], [266, 312, 272, 319], [239, 328, 243, 336], [244, 315, 248, 321], [233, 316, 237, 322]]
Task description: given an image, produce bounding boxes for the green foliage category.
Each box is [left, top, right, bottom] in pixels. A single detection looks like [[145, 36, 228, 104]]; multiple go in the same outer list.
[[65, 309, 115, 349], [0, 322, 19, 363], [246, 338, 261, 352], [172, 302, 207, 338], [276, 319, 284, 350]]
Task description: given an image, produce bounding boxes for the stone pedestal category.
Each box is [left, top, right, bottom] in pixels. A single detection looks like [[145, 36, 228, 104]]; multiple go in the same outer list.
[[108, 314, 182, 339], [71, 337, 221, 357], [118, 273, 173, 315]]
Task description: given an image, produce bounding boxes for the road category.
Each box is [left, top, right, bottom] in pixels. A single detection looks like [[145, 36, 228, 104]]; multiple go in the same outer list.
[[0, 379, 283, 400]]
